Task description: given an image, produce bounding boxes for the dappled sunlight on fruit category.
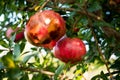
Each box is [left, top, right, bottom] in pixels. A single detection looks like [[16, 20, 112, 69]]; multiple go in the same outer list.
[[25, 10, 66, 49]]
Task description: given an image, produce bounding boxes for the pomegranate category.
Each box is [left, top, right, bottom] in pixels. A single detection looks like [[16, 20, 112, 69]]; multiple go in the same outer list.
[[25, 10, 66, 49], [6, 27, 24, 42], [53, 37, 86, 64]]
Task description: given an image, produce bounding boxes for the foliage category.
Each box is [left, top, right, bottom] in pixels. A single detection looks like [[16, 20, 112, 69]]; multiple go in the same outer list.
[[0, 0, 120, 80]]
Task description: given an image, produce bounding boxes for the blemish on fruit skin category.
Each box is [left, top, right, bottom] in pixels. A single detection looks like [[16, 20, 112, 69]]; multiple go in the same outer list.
[[49, 27, 60, 40], [41, 38, 51, 44]]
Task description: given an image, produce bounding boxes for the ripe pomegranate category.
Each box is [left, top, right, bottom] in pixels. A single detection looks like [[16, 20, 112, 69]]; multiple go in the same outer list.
[[53, 37, 86, 64], [6, 27, 24, 42], [25, 10, 66, 49]]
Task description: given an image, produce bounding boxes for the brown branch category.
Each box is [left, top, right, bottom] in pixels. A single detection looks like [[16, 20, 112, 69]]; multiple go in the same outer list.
[[19, 66, 71, 79], [106, 70, 120, 76], [20, 66, 54, 76], [81, 6, 115, 79], [72, 17, 81, 28], [102, 26, 120, 42], [50, 7, 104, 21], [90, 27, 114, 80]]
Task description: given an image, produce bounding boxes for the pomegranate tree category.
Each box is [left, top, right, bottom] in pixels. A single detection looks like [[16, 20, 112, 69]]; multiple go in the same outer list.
[[25, 10, 66, 49], [6, 27, 24, 42], [53, 37, 86, 64]]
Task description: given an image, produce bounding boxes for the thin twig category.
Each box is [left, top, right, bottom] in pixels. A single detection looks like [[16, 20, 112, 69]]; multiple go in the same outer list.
[[20, 66, 55, 76], [83, 6, 114, 79], [39, 0, 51, 11], [49, 6, 104, 21], [20, 66, 72, 79], [90, 27, 114, 80], [72, 17, 81, 28]]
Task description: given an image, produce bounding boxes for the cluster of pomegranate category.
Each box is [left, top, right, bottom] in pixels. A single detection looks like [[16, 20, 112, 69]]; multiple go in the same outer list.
[[6, 10, 86, 64]]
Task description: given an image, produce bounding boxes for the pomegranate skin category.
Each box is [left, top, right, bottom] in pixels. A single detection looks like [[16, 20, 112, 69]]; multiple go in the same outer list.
[[54, 37, 86, 64], [25, 10, 66, 49]]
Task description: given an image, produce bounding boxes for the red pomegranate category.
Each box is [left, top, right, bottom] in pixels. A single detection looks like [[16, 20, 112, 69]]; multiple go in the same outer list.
[[6, 27, 24, 42], [53, 37, 86, 64], [25, 10, 66, 49]]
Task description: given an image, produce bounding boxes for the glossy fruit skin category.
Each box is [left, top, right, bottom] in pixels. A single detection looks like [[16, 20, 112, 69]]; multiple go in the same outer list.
[[54, 37, 86, 64], [6, 27, 24, 42], [25, 10, 66, 49]]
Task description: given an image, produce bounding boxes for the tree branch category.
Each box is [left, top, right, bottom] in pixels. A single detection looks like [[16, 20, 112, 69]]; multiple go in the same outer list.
[[90, 27, 114, 80], [20, 66, 54, 76], [50, 7, 104, 21]]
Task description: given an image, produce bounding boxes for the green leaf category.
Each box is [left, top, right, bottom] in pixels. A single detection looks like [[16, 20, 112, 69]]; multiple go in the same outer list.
[[1, 52, 16, 69], [0, 49, 3, 53], [0, 62, 4, 69], [13, 43, 21, 60], [0, 40, 9, 48], [91, 71, 109, 80], [100, 71, 109, 80], [10, 33, 16, 42], [32, 73, 50, 80], [114, 50, 120, 57], [20, 74, 29, 80], [20, 42, 26, 53], [32, 74, 43, 80], [110, 58, 120, 70], [87, 1, 102, 12], [115, 74, 120, 80], [79, 16, 88, 26], [54, 63, 65, 80], [22, 54, 34, 63], [104, 47, 114, 60], [31, 47, 37, 51]]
